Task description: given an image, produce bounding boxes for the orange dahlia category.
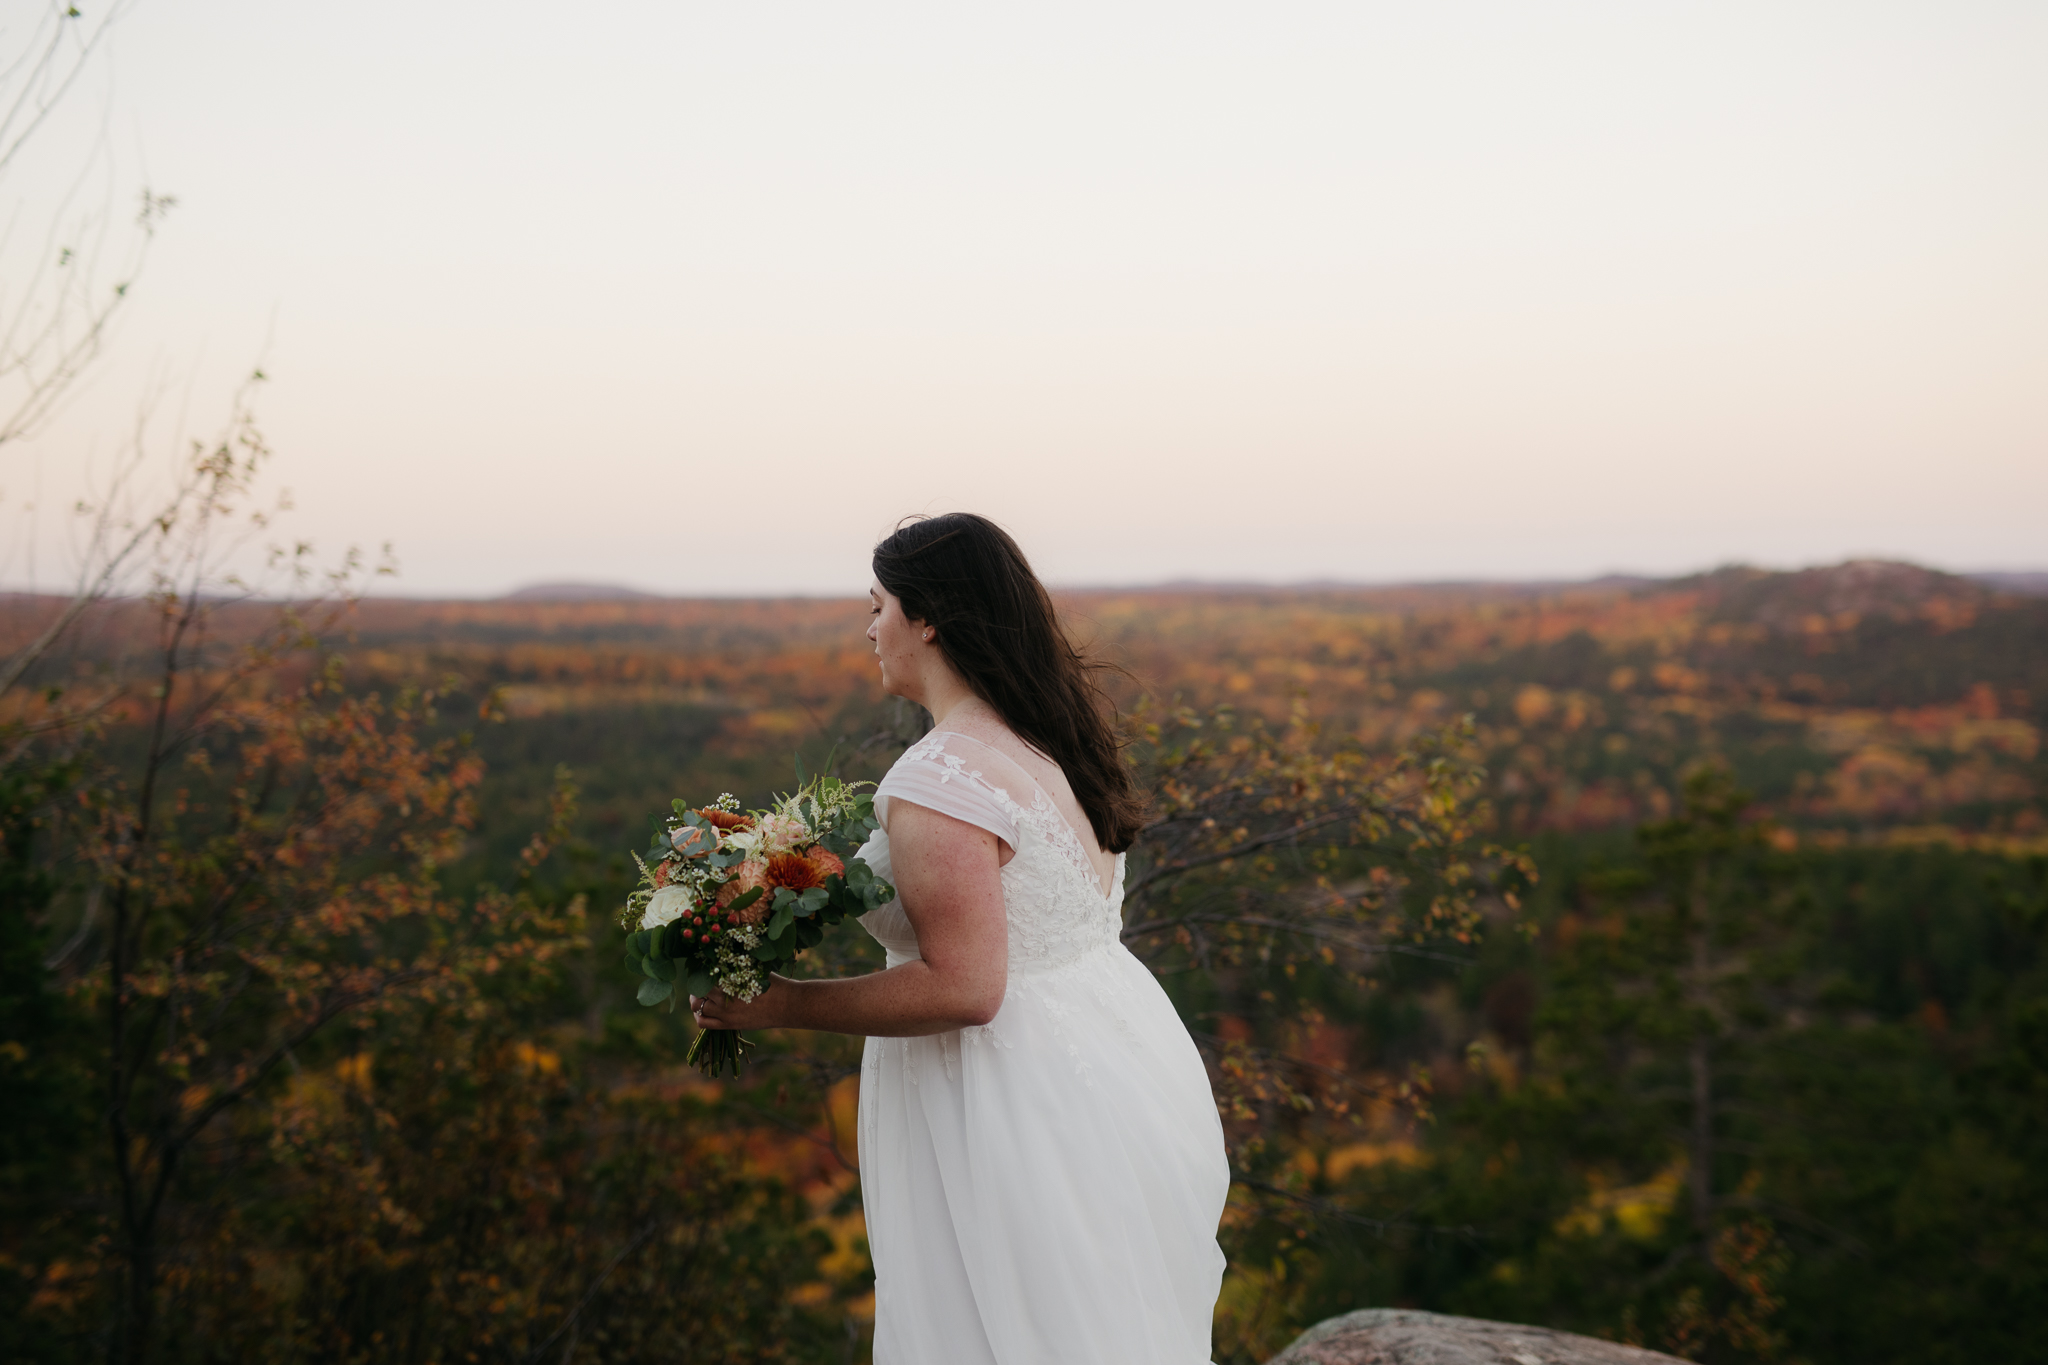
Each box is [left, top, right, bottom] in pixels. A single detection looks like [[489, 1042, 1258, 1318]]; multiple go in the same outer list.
[[763, 851, 826, 894], [804, 847, 845, 882], [698, 808, 755, 833], [716, 859, 771, 923]]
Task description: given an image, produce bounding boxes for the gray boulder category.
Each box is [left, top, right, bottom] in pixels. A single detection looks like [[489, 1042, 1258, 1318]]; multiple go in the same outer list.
[[1264, 1308, 1690, 1365]]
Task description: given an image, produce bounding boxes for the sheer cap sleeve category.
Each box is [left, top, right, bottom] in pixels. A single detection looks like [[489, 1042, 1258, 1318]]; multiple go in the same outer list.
[[874, 734, 1021, 851]]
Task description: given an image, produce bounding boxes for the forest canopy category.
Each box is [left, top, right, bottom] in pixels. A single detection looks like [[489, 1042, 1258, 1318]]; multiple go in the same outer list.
[[3, 559, 2044, 1364]]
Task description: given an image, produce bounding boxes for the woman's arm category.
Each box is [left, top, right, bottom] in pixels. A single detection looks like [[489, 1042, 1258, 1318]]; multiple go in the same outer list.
[[690, 799, 1009, 1038]]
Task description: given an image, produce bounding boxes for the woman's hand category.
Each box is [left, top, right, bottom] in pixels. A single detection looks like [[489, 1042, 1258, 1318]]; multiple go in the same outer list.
[[691, 977, 797, 1031]]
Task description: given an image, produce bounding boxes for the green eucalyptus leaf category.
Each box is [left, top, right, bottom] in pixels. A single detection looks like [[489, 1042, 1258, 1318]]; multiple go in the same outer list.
[[685, 972, 715, 998], [638, 979, 674, 1006], [728, 886, 764, 912]]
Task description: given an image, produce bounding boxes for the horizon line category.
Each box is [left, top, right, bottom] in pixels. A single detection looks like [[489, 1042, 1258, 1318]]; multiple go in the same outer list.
[[367, 559, 2048, 602], [6, 560, 2047, 605]]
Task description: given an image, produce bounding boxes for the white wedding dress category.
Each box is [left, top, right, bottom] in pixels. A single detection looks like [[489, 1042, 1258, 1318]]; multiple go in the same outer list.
[[854, 730, 1229, 1365]]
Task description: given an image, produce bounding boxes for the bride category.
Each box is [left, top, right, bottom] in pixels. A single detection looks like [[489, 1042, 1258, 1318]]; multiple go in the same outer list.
[[692, 513, 1229, 1364]]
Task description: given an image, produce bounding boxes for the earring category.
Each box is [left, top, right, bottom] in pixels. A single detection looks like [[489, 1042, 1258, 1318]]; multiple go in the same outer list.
[[922, 630, 933, 642]]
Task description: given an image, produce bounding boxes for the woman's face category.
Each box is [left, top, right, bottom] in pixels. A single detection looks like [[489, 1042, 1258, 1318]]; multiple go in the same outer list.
[[867, 579, 926, 700]]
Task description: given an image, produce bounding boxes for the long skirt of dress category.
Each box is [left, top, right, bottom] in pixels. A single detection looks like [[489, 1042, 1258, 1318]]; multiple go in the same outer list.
[[858, 941, 1230, 1365]]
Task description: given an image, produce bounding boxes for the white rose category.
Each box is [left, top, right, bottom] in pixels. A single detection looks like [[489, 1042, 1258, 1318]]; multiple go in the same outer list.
[[641, 886, 693, 930]]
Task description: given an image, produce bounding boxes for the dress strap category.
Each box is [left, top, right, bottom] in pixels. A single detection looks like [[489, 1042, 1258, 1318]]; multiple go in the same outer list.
[[875, 734, 1023, 850]]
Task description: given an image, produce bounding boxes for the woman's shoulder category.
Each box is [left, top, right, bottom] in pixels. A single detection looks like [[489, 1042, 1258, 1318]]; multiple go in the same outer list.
[[894, 728, 1044, 786], [923, 720, 1050, 766], [876, 730, 1025, 844], [890, 729, 1015, 785]]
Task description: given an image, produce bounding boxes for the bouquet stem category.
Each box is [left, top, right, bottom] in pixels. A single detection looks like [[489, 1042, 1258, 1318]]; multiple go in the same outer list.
[[685, 1026, 755, 1078]]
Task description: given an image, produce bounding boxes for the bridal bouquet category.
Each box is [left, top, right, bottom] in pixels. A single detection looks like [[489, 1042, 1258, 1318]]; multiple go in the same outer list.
[[619, 775, 895, 1077]]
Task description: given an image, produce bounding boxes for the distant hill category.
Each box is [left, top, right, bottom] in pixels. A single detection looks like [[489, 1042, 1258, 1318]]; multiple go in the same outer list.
[[1970, 571, 2048, 597], [499, 582, 658, 602], [1674, 559, 1992, 630]]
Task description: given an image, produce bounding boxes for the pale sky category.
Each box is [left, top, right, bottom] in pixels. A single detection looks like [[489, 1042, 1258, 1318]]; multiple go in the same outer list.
[[3, 1, 2044, 595]]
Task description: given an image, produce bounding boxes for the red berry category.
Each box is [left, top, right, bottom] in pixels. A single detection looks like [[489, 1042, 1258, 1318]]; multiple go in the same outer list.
[[682, 928, 694, 940]]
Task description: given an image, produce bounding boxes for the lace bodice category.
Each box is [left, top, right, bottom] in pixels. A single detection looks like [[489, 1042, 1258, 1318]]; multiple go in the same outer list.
[[856, 731, 1126, 976]]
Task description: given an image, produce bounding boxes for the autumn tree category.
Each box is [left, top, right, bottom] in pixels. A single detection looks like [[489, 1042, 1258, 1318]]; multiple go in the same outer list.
[[0, 0, 158, 455], [1411, 768, 1809, 1362], [0, 0, 283, 701], [0, 395, 587, 1361]]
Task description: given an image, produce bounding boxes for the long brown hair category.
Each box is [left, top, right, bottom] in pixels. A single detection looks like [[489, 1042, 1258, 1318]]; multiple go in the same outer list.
[[873, 513, 1147, 853]]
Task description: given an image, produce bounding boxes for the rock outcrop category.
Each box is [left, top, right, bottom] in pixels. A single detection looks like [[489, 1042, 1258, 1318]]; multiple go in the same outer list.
[[1265, 1308, 1689, 1365]]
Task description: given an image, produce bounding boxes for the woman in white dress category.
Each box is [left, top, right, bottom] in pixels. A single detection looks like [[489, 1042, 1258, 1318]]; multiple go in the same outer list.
[[692, 513, 1229, 1364]]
